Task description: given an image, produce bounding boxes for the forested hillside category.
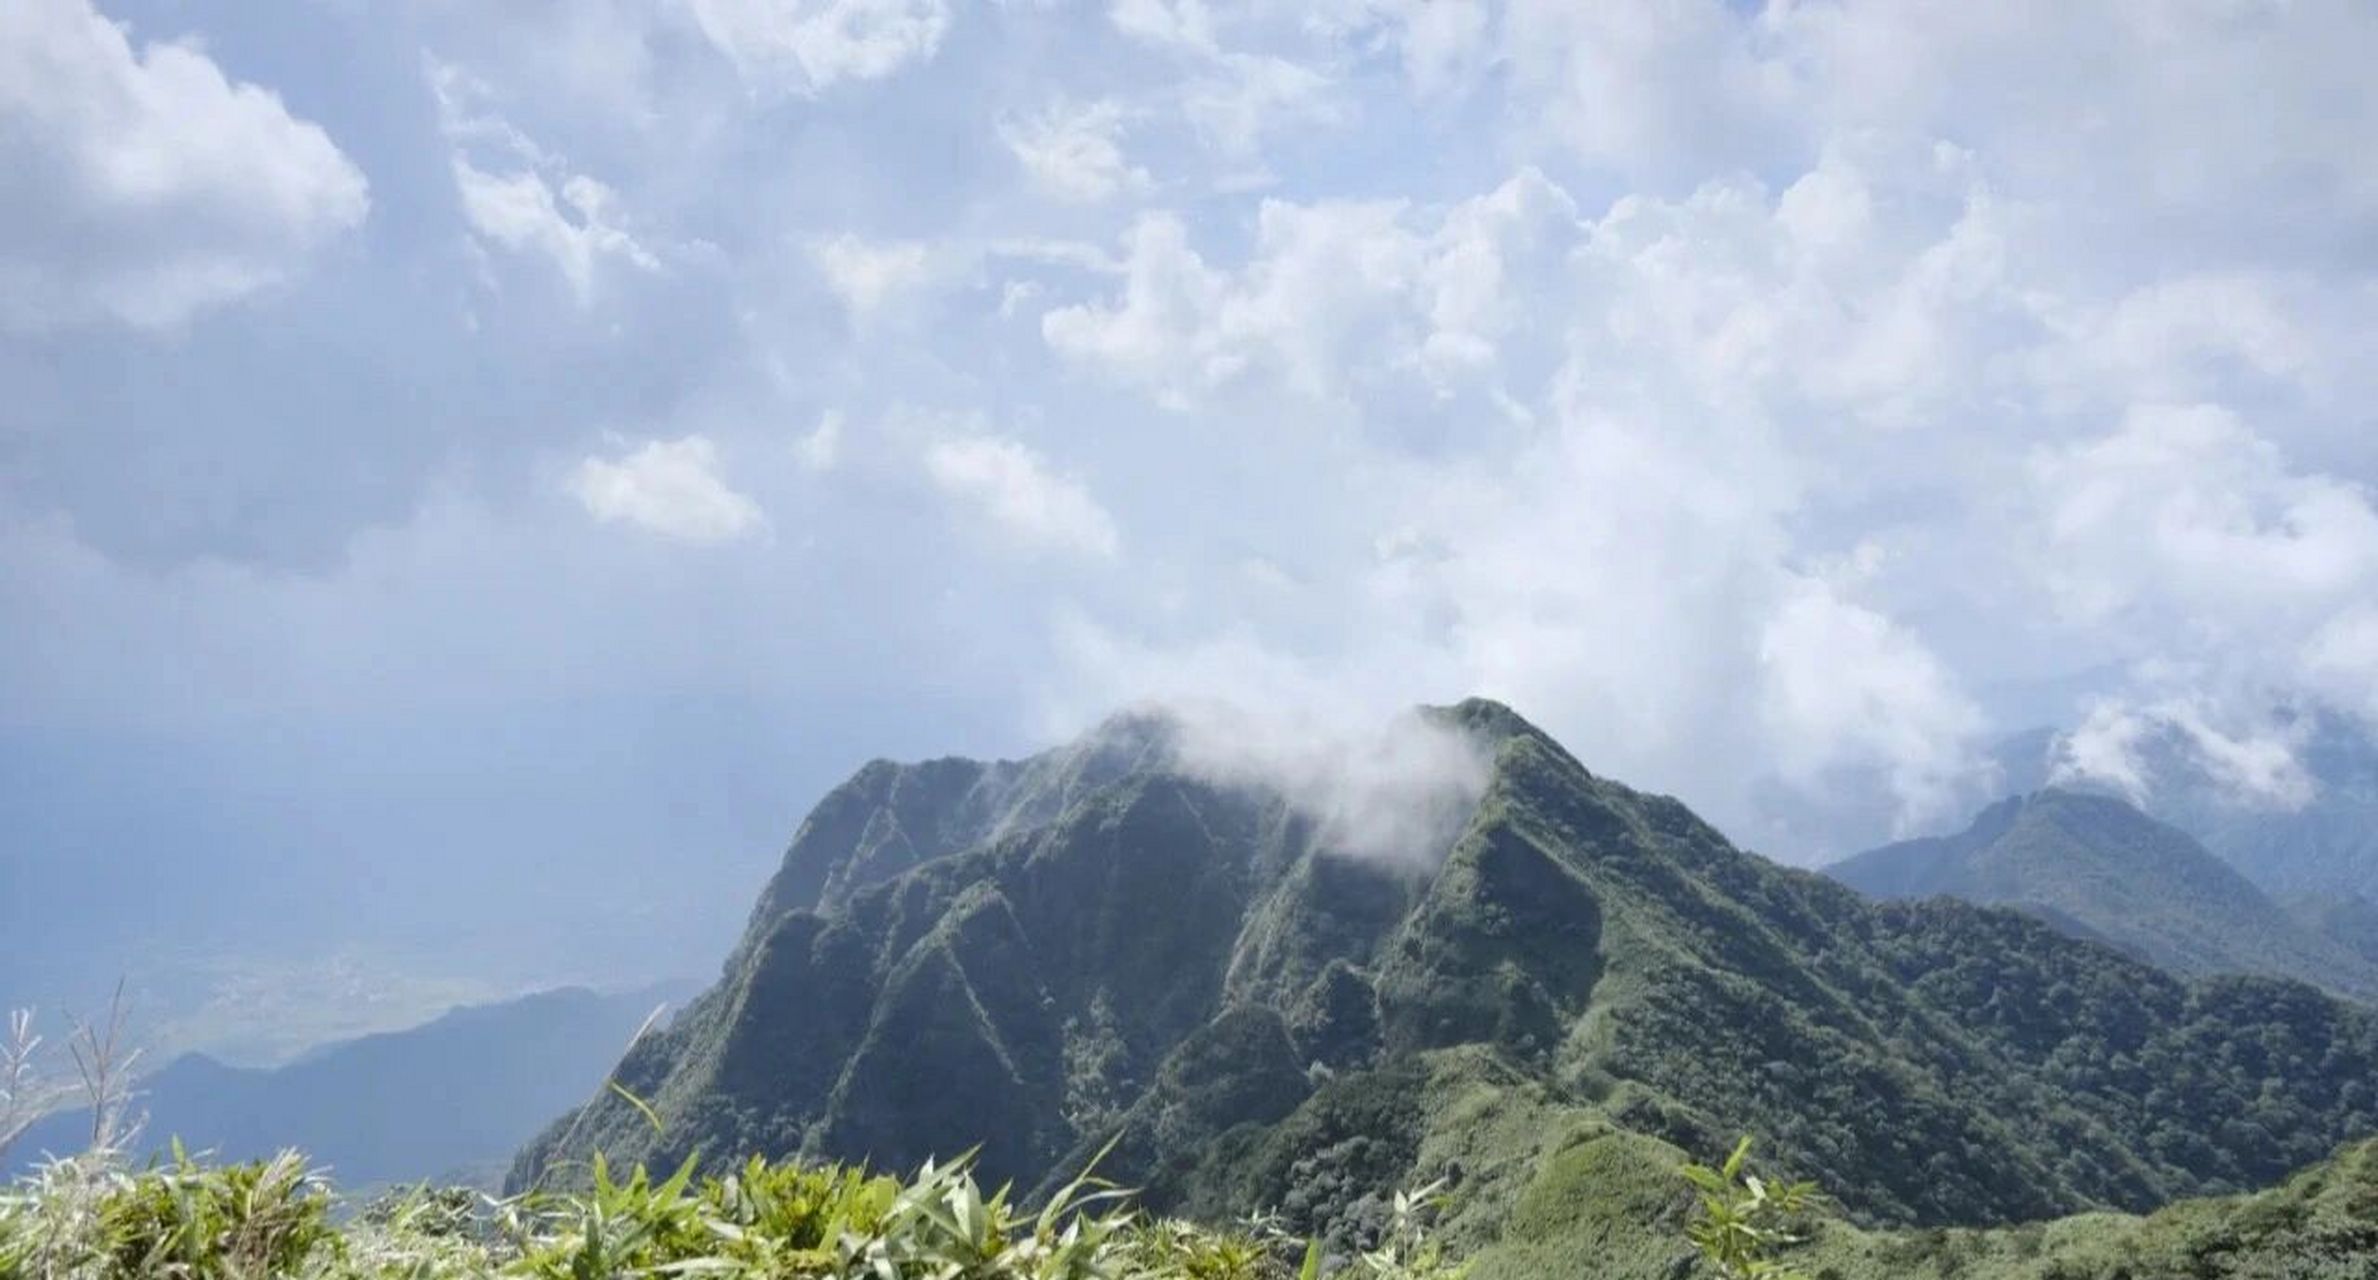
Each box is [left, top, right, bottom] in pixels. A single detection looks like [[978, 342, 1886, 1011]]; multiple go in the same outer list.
[[515, 701, 2378, 1248], [1829, 789, 2378, 1000]]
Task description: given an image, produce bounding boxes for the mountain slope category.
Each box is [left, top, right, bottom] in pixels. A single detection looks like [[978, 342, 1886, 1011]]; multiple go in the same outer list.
[[1829, 789, 2378, 1001], [2290, 891, 2378, 970], [516, 701, 2378, 1242], [1462, 1128, 2378, 1280], [2000, 713, 2378, 904], [12, 983, 688, 1187]]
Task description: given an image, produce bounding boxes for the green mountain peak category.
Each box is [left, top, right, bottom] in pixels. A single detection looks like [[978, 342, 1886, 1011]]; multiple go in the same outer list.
[[1831, 786, 2378, 1002], [517, 703, 2378, 1251]]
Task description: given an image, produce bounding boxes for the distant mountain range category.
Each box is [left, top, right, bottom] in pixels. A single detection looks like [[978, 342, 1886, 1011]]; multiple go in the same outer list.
[[513, 700, 2378, 1256], [1828, 788, 2378, 1003], [10, 981, 692, 1188], [1999, 714, 2378, 905]]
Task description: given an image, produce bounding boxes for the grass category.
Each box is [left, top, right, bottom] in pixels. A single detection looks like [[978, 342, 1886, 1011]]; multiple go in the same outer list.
[[0, 1143, 1471, 1280]]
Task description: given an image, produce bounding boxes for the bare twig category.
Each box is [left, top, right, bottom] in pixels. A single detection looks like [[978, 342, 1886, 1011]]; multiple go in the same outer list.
[[0, 1006, 63, 1163], [64, 981, 144, 1157]]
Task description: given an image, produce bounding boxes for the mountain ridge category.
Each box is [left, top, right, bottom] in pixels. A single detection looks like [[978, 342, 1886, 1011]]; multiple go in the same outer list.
[[11, 981, 692, 1188], [1829, 787, 2378, 1002], [516, 700, 2378, 1248]]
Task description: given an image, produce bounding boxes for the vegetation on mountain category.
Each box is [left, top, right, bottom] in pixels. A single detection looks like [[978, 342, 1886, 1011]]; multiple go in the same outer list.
[[6, 1129, 2376, 1278], [514, 701, 2378, 1250], [1828, 788, 2378, 1001], [2289, 891, 2378, 969], [0, 1140, 1465, 1279]]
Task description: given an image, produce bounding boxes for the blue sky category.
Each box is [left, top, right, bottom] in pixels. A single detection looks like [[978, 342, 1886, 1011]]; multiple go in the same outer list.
[[5, 0, 2378, 1049]]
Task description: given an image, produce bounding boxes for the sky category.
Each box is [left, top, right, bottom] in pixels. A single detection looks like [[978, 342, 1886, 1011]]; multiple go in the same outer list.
[[5, 0, 2378, 1049]]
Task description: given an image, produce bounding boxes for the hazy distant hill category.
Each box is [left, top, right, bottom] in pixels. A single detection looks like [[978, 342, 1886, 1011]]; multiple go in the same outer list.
[[516, 700, 2378, 1247], [10, 981, 691, 1187], [2290, 890, 2378, 969], [1998, 714, 2378, 905], [1829, 788, 2378, 1002]]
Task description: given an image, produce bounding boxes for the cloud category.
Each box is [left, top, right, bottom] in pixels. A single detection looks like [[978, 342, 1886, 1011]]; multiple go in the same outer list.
[[453, 163, 658, 301], [1170, 701, 1492, 869], [809, 234, 932, 323], [923, 432, 1120, 559], [1757, 569, 1988, 822], [1041, 169, 1581, 407], [0, 0, 368, 331], [15, 0, 2378, 937], [794, 410, 843, 472], [999, 99, 1150, 203], [1108, 0, 1216, 53], [568, 435, 766, 543], [2050, 697, 2317, 811], [684, 0, 950, 94], [2030, 405, 2378, 630], [430, 55, 657, 303], [2027, 405, 2378, 790]]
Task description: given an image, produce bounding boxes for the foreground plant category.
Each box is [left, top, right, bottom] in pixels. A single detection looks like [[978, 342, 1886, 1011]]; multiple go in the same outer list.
[[1680, 1137, 1821, 1280], [2, 1142, 1472, 1279]]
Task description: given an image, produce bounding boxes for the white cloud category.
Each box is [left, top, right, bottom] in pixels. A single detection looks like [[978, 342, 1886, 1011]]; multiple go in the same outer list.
[[923, 433, 1120, 559], [2026, 405, 2378, 778], [2030, 404, 2378, 634], [1000, 99, 1150, 203], [1042, 170, 1582, 406], [1758, 571, 1988, 825], [430, 55, 657, 303], [0, 0, 368, 331], [453, 163, 658, 302], [1108, 0, 1216, 53], [685, 0, 950, 93], [809, 233, 933, 323], [794, 410, 843, 471], [2051, 697, 2317, 811], [569, 435, 767, 543], [1181, 53, 1339, 165]]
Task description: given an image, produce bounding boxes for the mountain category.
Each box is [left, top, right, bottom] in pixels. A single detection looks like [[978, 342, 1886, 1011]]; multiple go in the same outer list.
[[1827, 789, 2378, 1002], [515, 700, 2378, 1249], [2291, 891, 2378, 969], [1460, 1129, 2378, 1279], [2001, 713, 2378, 904], [10, 982, 691, 1188]]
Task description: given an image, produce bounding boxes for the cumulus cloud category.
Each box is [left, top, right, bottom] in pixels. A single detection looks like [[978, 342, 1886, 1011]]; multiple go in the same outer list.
[[2029, 406, 2378, 804], [684, 0, 949, 94], [923, 432, 1120, 559], [569, 435, 766, 543], [2030, 405, 2378, 633], [999, 99, 1150, 203], [0, 0, 368, 331], [1758, 569, 1989, 822], [453, 163, 658, 301], [430, 55, 657, 303], [1042, 169, 1581, 407], [809, 234, 932, 323], [17, 0, 2378, 900]]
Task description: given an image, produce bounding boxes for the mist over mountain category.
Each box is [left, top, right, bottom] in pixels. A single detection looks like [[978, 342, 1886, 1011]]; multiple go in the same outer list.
[[1828, 789, 2378, 1002], [2007, 713, 2378, 906], [8, 982, 691, 1189], [516, 701, 2378, 1250]]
